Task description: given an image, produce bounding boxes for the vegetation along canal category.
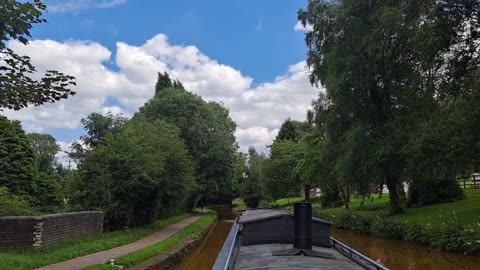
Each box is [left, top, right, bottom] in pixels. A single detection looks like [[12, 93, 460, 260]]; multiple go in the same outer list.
[[332, 228, 480, 270], [174, 206, 237, 270]]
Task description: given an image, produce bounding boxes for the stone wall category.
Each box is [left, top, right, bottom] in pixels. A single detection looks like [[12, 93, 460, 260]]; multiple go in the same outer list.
[[0, 211, 103, 248]]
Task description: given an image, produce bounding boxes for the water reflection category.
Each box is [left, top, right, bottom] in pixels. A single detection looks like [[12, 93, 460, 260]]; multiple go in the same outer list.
[[332, 228, 480, 270], [174, 207, 237, 270]]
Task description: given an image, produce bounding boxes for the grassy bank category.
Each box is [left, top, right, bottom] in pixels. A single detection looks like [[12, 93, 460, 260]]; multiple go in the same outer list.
[[0, 213, 193, 270], [86, 211, 217, 270], [274, 189, 480, 254]]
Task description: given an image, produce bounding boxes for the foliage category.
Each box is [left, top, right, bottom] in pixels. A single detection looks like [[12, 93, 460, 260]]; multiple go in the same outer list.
[[0, 213, 193, 270], [31, 172, 64, 213], [0, 115, 35, 196], [154, 71, 184, 93], [232, 152, 247, 198], [275, 118, 310, 142], [243, 147, 265, 208], [298, 0, 480, 212], [70, 120, 195, 230], [263, 140, 302, 200], [0, 0, 75, 110], [27, 133, 60, 174], [137, 82, 236, 203], [0, 187, 35, 216], [70, 112, 127, 162]]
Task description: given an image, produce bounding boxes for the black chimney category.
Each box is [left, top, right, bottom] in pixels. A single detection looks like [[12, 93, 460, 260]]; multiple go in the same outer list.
[[272, 202, 334, 258], [293, 202, 313, 250]]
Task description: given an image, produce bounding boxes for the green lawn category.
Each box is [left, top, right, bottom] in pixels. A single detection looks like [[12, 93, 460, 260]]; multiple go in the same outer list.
[[0, 213, 193, 270], [85, 211, 217, 270], [275, 189, 480, 228]]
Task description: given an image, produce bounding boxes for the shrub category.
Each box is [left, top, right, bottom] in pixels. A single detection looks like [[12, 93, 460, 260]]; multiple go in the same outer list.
[[0, 187, 36, 216], [408, 178, 464, 206]]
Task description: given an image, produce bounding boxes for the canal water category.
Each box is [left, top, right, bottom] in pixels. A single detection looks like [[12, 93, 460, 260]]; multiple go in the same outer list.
[[174, 206, 237, 270], [332, 228, 480, 270], [174, 207, 480, 270]]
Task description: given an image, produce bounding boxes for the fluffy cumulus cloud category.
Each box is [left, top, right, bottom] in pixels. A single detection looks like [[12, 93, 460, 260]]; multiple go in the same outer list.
[[45, 0, 127, 13], [2, 34, 321, 152], [294, 21, 313, 32]]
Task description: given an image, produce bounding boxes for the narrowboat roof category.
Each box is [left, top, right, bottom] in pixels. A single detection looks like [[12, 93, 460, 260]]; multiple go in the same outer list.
[[238, 208, 334, 225], [235, 243, 366, 270], [213, 208, 389, 270]]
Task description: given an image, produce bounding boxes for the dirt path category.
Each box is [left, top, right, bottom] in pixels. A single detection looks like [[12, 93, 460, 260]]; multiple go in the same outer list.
[[36, 214, 202, 270]]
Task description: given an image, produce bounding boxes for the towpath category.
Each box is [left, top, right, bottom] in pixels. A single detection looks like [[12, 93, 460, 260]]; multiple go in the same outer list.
[[37, 214, 202, 270]]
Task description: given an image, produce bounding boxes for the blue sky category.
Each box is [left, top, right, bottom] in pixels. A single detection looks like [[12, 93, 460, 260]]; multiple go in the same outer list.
[[36, 0, 308, 82], [3, 0, 320, 160]]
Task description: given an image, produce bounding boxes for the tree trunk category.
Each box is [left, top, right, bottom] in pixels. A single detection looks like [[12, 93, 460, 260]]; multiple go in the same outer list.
[[378, 181, 384, 198], [386, 175, 403, 213], [346, 185, 350, 202], [304, 185, 311, 201], [397, 181, 406, 203], [341, 185, 349, 209]]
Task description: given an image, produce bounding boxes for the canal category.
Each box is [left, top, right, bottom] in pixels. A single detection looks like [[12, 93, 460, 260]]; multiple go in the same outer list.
[[175, 207, 480, 270], [332, 228, 480, 270], [174, 206, 237, 270]]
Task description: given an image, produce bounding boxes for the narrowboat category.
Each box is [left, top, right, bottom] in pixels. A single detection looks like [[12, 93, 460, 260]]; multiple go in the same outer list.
[[213, 202, 388, 270]]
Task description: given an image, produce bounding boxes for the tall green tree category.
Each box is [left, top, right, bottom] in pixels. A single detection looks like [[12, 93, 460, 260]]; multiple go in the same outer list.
[[0, 116, 35, 196], [27, 133, 60, 174], [299, 0, 474, 212], [137, 81, 237, 203], [264, 140, 302, 201], [243, 147, 265, 208], [0, 0, 75, 110], [232, 152, 247, 199]]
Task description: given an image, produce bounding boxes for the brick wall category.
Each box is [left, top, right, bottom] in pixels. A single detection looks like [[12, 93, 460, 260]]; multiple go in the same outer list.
[[0, 211, 103, 248]]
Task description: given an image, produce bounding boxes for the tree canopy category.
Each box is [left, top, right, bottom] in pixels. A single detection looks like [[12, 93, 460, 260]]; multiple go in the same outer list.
[[0, 0, 76, 110], [137, 77, 237, 203]]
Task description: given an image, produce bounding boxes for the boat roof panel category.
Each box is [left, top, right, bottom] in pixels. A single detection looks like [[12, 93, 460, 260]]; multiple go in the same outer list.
[[238, 208, 333, 225], [234, 243, 365, 270]]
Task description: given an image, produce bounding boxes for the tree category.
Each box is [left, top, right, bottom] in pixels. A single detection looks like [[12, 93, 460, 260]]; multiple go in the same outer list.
[[232, 152, 247, 199], [298, 0, 474, 212], [0, 0, 75, 110], [137, 82, 237, 204], [70, 120, 195, 229], [276, 118, 309, 142], [243, 147, 265, 208], [27, 133, 60, 174], [0, 115, 35, 196], [264, 140, 302, 201], [155, 71, 173, 93], [71, 112, 127, 161]]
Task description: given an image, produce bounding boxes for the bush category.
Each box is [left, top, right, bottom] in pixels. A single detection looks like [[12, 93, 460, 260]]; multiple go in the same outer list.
[[0, 187, 36, 216], [319, 184, 343, 208], [244, 194, 262, 208], [408, 178, 464, 206]]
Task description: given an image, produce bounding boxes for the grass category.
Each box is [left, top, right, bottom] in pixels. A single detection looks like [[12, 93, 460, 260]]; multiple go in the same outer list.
[[86, 211, 217, 270], [275, 189, 480, 254], [0, 213, 193, 270], [274, 189, 480, 228]]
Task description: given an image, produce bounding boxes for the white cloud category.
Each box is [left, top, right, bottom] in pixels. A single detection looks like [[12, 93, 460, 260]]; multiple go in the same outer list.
[[2, 34, 320, 152], [46, 0, 126, 13], [294, 21, 313, 32], [236, 127, 279, 153]]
